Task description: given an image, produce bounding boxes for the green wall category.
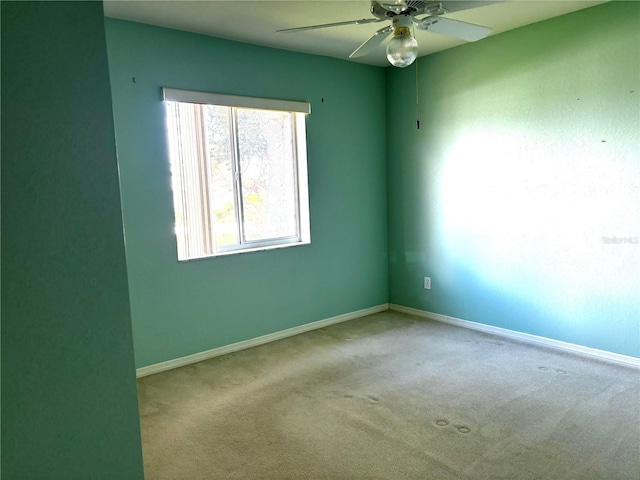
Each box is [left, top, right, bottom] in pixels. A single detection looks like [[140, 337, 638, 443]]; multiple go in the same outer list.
[[104, 19, 389, 368], [1, 2, 144, 479], [104, 2, 637, 371], [387, 1, 640, 357]]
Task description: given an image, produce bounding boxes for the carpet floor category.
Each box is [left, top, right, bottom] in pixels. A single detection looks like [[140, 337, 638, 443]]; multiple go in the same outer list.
[[137, 310, 640, 479]]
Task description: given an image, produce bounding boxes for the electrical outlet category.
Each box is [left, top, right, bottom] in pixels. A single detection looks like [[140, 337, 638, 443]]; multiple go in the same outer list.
[[424, 277, 431, 290]]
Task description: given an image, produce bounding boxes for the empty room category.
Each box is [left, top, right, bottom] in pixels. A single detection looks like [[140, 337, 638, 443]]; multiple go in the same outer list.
[[2, 1, 638, 479]]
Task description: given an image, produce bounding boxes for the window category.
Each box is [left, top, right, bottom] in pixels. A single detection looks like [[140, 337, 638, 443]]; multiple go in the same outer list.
[[162, 88, 311, 260]]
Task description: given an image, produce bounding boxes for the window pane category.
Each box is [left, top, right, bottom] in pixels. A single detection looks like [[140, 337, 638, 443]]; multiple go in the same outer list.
[[236, 109, 297, 241], [205, 105, 239, 247], [164, 89, 310, 260]]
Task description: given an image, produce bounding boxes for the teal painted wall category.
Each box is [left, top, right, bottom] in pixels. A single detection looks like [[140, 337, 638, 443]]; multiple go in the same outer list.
[[104, 19, 389, 368], [387, 2, 640, 357], [1, 3, 144, 479]]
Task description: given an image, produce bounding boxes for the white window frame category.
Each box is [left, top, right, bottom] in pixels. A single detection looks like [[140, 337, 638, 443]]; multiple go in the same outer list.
[[162, 87, 311, 260]]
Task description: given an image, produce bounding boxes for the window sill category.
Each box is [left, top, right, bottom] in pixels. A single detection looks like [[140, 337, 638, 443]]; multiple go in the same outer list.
[[177, 239, 311, 262]]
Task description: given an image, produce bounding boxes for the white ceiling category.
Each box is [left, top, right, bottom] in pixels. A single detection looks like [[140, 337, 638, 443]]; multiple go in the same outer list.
[[103, 1, 607, 67]]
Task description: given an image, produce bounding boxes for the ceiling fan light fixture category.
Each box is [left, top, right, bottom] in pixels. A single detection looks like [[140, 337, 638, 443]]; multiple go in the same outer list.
[[386, 26, 418, 68], [277, 1, 493, 67]]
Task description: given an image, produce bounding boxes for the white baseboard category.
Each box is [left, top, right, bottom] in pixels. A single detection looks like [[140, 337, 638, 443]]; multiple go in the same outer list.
[[389, 304, 640, 369], [136, 303, 390, 378]]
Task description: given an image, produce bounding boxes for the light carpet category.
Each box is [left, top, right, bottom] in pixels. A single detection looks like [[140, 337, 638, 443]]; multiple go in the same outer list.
[[138, 310, 640, 479]]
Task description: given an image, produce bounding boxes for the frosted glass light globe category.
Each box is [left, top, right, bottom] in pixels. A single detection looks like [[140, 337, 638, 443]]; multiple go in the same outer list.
[[386, 29, 418, 68]]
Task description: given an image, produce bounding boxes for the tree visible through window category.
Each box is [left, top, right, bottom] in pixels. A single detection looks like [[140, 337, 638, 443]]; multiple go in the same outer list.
[[163, 88, 310, 260]]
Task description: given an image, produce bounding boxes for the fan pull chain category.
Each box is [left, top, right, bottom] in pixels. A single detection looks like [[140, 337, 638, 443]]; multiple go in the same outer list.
[[415, 55, 420, 130], [414, 24, 420, 130]]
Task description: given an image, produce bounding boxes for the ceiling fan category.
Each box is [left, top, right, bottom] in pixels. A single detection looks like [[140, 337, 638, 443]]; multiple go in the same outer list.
[[277, 1, 495, 67]]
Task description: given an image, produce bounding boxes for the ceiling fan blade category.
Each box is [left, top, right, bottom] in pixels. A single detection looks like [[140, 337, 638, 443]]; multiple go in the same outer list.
[[276, 17, 384, 34], [349, 25, 393, 58], [415, 16, 491, 42]]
